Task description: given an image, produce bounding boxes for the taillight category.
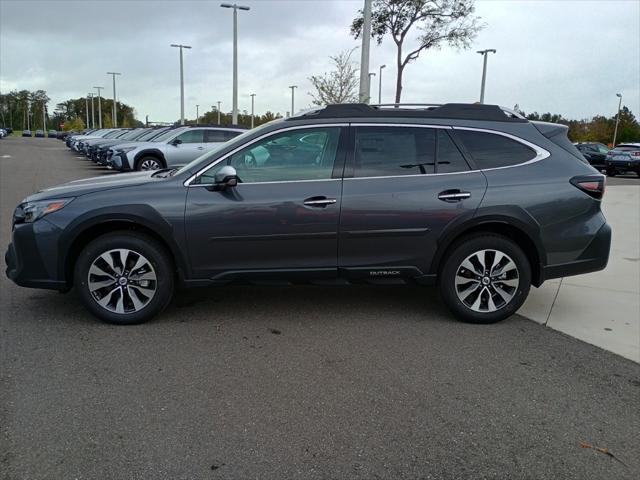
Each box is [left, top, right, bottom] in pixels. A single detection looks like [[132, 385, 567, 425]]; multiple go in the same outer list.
[[571, 175, 605, 200]]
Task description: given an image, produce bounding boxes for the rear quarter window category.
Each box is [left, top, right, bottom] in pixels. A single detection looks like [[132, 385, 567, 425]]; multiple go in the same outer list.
[[456, 130, 537, 169]]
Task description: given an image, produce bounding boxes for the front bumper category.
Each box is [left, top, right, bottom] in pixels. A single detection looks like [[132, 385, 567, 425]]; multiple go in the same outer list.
[[542, 222, 611, 282], [5, 220, 67, 290]]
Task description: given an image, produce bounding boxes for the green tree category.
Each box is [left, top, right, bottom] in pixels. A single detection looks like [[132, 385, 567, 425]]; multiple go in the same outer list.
[[308, 48, 360, 105], [351, 0, 483, 103]]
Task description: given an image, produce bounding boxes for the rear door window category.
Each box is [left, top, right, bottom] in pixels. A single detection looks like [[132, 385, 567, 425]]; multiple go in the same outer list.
[[437, 130, 470, 173], [353, 126, 436, 177], [456, 130, 536, 169]]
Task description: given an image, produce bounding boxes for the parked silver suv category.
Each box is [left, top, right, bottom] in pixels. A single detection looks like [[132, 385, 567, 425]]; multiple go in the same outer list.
[[109, 126, 246, 171]]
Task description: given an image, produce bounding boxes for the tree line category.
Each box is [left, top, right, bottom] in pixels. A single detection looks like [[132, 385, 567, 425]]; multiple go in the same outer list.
[[0, 89, 139, 131], [518, 106, 639, 145]]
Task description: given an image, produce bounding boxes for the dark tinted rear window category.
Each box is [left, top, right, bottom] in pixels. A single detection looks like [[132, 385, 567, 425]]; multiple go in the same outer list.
[[353, 126, 436, 177], [456, 130, 536, 169]]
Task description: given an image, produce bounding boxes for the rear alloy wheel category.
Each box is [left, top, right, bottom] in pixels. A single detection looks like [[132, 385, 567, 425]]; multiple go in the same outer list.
[[137, 156, 163, 171], [439, 234, 531, 324], [74, 232, 174, 324]]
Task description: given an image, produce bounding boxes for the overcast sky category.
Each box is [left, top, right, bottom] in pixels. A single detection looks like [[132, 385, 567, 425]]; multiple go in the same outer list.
[[1, 0, 638, 123]]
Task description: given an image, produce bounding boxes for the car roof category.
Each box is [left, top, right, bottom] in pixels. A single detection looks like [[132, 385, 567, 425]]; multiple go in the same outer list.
[[288, 103, 528, 123]]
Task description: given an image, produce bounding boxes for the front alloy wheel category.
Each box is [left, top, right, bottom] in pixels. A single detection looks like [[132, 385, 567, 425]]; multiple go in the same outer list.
[[75, 232, 174, 324], [138, 157, 162, 171], [87, 249, 158, 314]]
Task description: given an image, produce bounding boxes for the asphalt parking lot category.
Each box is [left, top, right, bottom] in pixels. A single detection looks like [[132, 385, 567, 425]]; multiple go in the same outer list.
[[1, 137, 639, 480]]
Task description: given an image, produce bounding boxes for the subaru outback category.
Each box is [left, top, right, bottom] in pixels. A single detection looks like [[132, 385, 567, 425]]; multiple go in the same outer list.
[[5, 103, 611, 325]]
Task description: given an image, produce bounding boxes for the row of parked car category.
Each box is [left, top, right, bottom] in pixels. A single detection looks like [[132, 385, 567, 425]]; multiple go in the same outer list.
[[62, 125, 246, 171], [575, 141, 640, 177]]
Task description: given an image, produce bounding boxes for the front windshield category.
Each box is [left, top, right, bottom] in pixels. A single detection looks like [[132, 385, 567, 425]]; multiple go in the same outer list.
[[118, 129, 143, 140], [174, 121, 279, 176], [152, 127, 187, 142], [140, 128, 170, 141]]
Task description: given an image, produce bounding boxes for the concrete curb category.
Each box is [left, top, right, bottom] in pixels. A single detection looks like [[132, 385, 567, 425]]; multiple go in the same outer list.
[[520, 185, 640, 363]]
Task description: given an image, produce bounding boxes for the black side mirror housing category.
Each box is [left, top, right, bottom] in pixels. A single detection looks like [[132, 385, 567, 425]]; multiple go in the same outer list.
[[171, 138, 182, 146]]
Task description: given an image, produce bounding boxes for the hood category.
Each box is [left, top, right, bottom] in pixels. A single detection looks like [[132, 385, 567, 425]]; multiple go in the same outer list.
[[24, 171, 164, 202]]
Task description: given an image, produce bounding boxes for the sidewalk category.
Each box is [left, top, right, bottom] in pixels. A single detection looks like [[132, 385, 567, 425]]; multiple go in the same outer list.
[[520, 185, 640, 362]]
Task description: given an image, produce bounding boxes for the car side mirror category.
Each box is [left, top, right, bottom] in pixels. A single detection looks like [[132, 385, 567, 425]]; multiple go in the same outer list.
[[208, 165, 238, 191], [170, 138, 182, 146]]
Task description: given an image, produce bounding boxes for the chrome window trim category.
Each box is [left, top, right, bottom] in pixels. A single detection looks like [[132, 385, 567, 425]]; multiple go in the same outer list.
[[185, 122, 551, 186], [184, 123, 349, 186]]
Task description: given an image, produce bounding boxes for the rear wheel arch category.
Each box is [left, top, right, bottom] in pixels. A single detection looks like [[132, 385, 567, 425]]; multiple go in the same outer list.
[[432, 218, 544, 287]]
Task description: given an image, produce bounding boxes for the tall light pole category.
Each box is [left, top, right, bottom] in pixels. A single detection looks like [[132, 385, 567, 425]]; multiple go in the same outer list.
[[612, 93, 623, 147], [94, 86, 104, 128], [89, 93, 95, 128], [170, 44, 192, 125], [85, 95, 90, 129], [250, 93, 256, 128], [477, 49, 496, 104], [378, 64, 386, 104], [367, 73, 376, 104], [196, 104, 199, 125], [42, 102, 46, 131], [217, 101, 222, 124], [106, 72, 121, 127], [289, 85, 297, 116], [221, 3, 250, 125], [358, 0, 372, 103]]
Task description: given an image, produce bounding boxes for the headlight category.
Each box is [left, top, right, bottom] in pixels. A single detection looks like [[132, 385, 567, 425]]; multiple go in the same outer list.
[[117, 146, 137, 154], [14, 198, 74, 224]]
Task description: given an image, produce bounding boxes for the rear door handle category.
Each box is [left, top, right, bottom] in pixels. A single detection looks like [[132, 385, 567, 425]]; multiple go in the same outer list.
[[303, 196, 337, 207], [438, 190, 471, 202]]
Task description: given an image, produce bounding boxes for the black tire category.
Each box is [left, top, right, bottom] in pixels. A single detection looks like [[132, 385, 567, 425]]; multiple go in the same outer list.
[[606, 168, 616, 177], [74, 232, 174, 325], [136, 156, 164, 171], [439, 234, 531, 324]]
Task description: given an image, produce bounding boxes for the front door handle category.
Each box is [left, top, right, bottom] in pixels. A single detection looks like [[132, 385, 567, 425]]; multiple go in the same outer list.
[[303, 196, 337, 208], [197, 146, 205, 150], [438, 189, 471, 202]]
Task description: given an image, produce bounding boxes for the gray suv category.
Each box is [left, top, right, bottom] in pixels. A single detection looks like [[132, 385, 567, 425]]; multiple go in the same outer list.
[[109, 125, 245, 171], [5, 103, 611, 325]]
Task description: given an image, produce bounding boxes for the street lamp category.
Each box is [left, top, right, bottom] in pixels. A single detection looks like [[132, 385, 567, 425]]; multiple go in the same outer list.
[[220, 3, 250, 125], [170, 44, 192, 125], [367, 72, 376, 104], [612, 93, 623, 147], [106, 72, 121, 127], [216, 101, 222, 124], [196, 104, 199, 125], [289, 85, 297, 116], [94, 86, 104, 128], [89, 93, 95, 129], [476, 49, 496, 104], [358, 0, 372, 103], [250, 93, 256, 128], [85, 95, 90, 129], [378, 64, 386, 104]]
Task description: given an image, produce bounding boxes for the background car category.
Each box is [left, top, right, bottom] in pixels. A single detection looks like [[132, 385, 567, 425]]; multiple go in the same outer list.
[[110, 125, 245, 171], [35, 130, 45, 138], [48, 130, 58, 138], [0, 128, 7, 138], [574, 142, 609, 169], [606, 143, 640, 176], [21, 129, 32, 137]]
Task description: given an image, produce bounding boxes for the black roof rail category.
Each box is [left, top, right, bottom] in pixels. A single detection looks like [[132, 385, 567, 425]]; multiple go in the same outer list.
[[288, 103, 527, 123]]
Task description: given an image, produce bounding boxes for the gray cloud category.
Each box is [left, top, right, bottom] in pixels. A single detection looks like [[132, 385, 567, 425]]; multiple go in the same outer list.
[[1, 0, 638, 122]]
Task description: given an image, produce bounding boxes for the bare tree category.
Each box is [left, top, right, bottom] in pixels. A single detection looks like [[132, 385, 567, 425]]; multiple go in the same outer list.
[[308, 48, 360, 105], [351, 0, 483, 103]]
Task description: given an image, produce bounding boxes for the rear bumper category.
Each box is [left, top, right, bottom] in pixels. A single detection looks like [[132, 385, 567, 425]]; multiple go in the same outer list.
[[542, 222, 611, 282], [606, 159, 640, 173]]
